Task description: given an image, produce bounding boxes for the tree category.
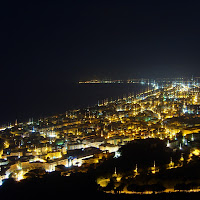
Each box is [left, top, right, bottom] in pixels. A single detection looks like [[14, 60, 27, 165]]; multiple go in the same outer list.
[[127, 184, 138, 192], [188, 182, 199, 191], [150, 183, 166, 192], [104, 178, 115, 191], [115, 182, 125, 194], [174, 183, 190, 191], [118, 138, 171, 171]]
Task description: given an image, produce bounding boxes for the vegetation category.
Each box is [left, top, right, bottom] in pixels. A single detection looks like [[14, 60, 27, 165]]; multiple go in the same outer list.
[[1, 139, 200, 199], [95, 138, 200, 193], [0, 172, 101, 200], [95, 138, 182, 175], [1, 173, 200, 200]]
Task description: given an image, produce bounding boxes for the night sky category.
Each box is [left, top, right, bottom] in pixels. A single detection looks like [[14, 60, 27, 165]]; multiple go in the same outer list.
[[1, 1, 200, 123], [2, 1, 200, 82]]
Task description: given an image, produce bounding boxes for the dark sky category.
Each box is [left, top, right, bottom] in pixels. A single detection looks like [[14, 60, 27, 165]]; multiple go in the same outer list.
[[1, 1, 200, 84], [1, 0, 200, 124]]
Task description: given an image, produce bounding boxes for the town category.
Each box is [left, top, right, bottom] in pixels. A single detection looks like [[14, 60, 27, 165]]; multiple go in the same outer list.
[[1, 78, 200, 193]]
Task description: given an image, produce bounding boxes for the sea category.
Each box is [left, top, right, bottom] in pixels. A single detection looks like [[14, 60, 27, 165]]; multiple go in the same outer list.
[[0, 82, 147, 125]]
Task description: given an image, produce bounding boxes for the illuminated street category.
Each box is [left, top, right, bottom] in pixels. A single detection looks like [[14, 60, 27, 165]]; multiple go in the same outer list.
[[0, 78, 200, 195]]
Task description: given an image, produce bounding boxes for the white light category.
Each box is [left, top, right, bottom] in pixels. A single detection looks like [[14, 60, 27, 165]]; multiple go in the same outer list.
[[191, 134, 194, 141], [114, 151, 121, 158], [68, 159, 72, 167], [185, 140, 188, 145], [166, 140, 170, 147], [17, 171, 24, 181], [182, 136, 185, 143], [5, 171, 10, 179]]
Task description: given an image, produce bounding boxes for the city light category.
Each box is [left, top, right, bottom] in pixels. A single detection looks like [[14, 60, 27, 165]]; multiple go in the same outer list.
[[0, 77, 200, 195]]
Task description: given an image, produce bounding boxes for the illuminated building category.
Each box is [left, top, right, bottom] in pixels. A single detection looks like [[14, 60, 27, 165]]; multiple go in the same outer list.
[[1, 77, 200, 184]]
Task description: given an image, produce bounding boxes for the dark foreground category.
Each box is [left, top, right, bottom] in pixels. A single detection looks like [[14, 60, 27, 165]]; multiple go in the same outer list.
[[0, 172, 200, 200]]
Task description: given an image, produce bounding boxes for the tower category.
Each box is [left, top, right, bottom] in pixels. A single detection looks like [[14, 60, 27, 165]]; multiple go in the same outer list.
[[168, 157, 174, 169], [150, 160, 159, 174], [113, 167, 117, 178], [134, 164, 138, 173], [151, 161, 156, 174], [180, 153, 184, 162], [134, 164, 139, 176]]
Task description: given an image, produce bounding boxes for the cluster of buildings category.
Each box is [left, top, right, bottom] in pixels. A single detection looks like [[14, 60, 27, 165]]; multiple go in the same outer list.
[[1, 78, 200, 185]]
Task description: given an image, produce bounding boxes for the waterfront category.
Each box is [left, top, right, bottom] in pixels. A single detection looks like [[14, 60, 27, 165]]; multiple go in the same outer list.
[[0, 82, 147, 125]]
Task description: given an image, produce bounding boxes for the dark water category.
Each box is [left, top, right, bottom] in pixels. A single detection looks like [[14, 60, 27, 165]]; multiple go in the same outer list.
[[0, 82, 147, 125]]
